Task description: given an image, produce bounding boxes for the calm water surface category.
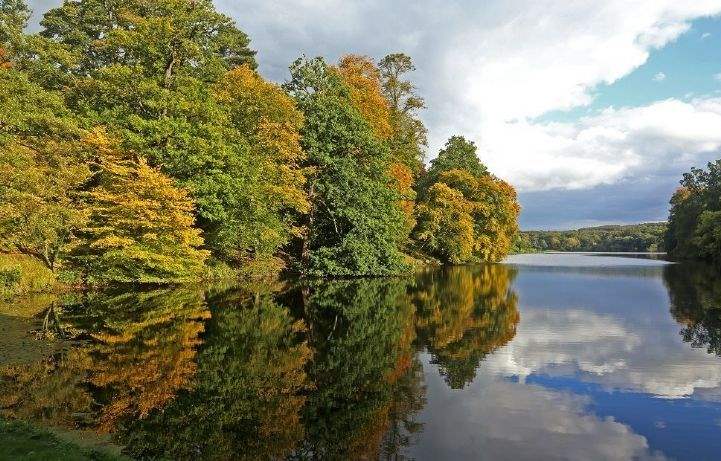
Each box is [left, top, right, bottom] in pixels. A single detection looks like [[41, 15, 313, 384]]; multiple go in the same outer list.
[[2, 253, 721, 460]]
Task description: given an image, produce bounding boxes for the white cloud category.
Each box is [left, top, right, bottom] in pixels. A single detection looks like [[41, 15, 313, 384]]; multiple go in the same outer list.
[[715, 73, 721, 81], [484, 97, 721, 191], [702, 32, 712, 39], [653, 72, 667, 82]]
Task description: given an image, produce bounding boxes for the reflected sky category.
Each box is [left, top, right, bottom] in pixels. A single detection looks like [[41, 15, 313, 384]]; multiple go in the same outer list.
[[406, 254, 721, 460]]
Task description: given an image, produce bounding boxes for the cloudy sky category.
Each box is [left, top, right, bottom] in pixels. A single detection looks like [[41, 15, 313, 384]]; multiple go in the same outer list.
[[28, 1, 721, 229]]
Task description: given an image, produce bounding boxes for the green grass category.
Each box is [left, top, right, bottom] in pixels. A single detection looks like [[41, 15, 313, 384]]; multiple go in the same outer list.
[[0, 419, 126, 460], [0, 255, 56, 300]]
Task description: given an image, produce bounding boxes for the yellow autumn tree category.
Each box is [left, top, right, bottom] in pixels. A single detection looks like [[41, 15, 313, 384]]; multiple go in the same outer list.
[[415, 137, 520, 263], [337, 55, 393, 140], [73, 131, 210, 284]]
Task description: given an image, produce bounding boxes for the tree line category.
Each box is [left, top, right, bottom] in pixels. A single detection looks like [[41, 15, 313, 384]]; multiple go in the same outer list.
[[0, 0, 519, 286], [514, 223, 666, 253]]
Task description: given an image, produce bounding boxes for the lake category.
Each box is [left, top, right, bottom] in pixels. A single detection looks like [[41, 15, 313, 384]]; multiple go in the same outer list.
[[2, 253, 721, 460]]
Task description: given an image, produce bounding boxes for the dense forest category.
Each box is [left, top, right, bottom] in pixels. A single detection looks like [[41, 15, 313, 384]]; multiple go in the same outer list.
[[665, 160, 721, 265], [514, 223, 666, 253], [0, 0, 519, 291]]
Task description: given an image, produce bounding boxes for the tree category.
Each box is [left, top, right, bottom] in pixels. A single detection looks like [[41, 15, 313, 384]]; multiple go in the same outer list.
[[0, 67, 90, 271], [40, 0, 256, 82], [414, 137, 519, 263], [665, 161, 721, 263], [336, 54, 393, 140], [420, 136, 488, 193], [72, 131, 210, 284], [212, 65, 309, 271], [285, 57, 408, 276], [378, 53, 427, 174], [414, 182, 475, 263], [36, 0, 268, 268], [337, 55, 416, 238], [0, 0, 29, 48]]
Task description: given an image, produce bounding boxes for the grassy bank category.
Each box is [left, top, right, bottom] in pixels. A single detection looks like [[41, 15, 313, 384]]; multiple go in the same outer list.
[[0, 419, 126, 460], [0, 254, 58, 300]]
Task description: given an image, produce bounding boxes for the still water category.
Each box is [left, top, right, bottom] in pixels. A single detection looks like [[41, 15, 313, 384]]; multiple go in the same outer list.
[[2, 253, 721, 460]]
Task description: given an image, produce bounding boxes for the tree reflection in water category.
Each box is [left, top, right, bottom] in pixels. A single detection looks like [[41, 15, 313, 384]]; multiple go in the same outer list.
[[665, 263, 721, 356], [0, 264, 520, 459], [413, 264, 519, 389]]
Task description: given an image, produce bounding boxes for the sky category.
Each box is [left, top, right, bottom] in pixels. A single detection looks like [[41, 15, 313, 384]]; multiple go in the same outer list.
[[26, 1, 721, 229]]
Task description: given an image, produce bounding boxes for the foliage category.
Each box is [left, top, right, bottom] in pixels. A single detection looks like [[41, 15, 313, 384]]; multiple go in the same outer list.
[[415, 137, 519, 263], [0, 67, 90, 271], [212, 65, 309, 269], [336, 54, 393, 140], [0, 254, 56, 299], [72, 132, 210, 284], [286, 57, 409, 276], [665, 161, 721, 264], [521, 222, 667, 253], [378, 53, 427, 174], [39, 0, 256, 81], [0, 0, 520, 284], [0, 0, 29, 49]]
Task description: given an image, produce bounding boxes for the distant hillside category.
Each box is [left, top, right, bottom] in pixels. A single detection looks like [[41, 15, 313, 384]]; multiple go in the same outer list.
[[513, 222, 667, 253]]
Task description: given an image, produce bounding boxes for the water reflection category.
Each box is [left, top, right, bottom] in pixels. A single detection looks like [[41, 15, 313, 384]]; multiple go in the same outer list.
[[413, 265, 519, 389], [3, 257, 721, 459], [665, 263, 721, 356]]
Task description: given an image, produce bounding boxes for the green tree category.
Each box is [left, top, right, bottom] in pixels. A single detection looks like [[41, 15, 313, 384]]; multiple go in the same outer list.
[[285, 57, 408, 276], [666, 161, 721, 263], [39, 0, 255, 81], [0, 0, 29, 48], [211, 65, 309, 272], [36, 0, 277, 268], [419, 136, 488, 193]]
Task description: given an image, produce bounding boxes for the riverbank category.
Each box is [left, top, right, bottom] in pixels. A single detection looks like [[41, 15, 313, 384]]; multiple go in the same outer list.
[[0, 419, 126, 460]]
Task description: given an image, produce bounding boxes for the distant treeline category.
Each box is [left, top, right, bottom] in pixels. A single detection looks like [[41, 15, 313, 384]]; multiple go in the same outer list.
[[514, 223, 667, 253]]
